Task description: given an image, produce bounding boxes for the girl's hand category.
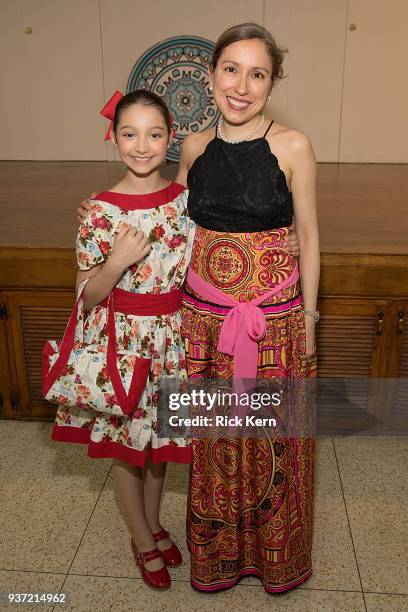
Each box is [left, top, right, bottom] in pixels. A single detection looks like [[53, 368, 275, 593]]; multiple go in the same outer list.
[[77, 192, 97, 223], [304, 316, 316, 360], [284, 225, 300, 257], [109, 224, 150, 272]]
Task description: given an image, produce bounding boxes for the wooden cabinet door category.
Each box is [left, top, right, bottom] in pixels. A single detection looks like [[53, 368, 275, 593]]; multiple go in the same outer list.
[[5, 291, 74, 419], [0, 293, 14, 419], [317, 297, 390, 377], [316, 297, 391, 433], [383, 301, 408, 433]]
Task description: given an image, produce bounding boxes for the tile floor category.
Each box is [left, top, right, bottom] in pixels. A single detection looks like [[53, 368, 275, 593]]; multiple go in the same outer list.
[[0, 422, 407, 612]]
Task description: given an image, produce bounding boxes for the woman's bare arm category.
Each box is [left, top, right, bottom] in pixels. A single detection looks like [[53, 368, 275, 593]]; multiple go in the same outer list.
[[289, 131, 320, 357]]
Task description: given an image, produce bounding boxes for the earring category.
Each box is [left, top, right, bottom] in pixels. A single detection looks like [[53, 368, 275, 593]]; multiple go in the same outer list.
[[267, 95, 271, 100], [209, 85, 213, 93]]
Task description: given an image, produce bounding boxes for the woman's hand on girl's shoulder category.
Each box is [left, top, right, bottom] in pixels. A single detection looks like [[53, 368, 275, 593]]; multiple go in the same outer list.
[[284, 225, 300, 257], [77, 192, 97, 224]]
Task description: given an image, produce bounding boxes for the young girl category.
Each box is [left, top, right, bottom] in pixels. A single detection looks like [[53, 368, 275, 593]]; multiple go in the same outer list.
[[51, 90, 194, 590]]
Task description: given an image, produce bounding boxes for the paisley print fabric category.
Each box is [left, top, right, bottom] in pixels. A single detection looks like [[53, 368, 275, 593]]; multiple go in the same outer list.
[[188, 225, 300, 303], [182, 225, 317, 592]]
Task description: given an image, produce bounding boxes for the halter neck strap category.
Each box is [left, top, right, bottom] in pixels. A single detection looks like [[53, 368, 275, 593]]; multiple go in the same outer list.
[[263, 119, 275, 138]]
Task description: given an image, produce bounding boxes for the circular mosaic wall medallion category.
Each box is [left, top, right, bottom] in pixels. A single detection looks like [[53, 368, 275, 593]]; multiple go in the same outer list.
[[127, 36, 219, 162]]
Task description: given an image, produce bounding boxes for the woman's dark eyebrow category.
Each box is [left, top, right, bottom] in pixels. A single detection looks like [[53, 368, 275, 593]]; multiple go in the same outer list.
[[221, 59, 270, 73], [253, 67, 270, 74]]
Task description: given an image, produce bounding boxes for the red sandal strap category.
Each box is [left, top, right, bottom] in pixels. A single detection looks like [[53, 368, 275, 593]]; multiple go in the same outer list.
[[136, 548, 162, 564], [152, 528, 169, 542]]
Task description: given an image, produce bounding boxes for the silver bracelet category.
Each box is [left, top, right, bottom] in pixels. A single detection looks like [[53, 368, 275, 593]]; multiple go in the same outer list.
[[304, 309, 320, 322]]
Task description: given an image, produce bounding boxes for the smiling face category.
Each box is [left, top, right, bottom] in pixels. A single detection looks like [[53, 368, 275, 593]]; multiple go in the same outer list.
[[210, 38, 273, 126], [113, 103, 170, 175]]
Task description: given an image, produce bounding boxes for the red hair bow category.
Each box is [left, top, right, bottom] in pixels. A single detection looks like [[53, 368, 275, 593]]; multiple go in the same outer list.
[[169, 113, 177, 138], [100, 90, 124, 141]]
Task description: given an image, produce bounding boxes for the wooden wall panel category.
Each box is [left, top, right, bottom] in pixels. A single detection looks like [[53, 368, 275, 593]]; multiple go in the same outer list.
[[340, 0, 408, 162], [264, 0, 348, 162]]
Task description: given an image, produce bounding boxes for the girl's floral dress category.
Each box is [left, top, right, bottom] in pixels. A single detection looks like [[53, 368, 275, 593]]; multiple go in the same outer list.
[[52, 182, 194, 466]]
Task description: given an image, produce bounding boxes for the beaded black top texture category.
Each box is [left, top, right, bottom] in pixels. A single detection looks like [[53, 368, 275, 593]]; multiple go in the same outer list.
[[187, 126, 293, 233]]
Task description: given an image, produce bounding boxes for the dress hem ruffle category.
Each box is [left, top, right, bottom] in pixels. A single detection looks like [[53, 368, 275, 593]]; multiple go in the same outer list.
[[190, 566, 313, 594]]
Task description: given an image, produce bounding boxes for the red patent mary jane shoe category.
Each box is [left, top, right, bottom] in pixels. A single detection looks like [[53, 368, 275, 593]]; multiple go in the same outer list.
[[130, 539, 171, 590], [152, 528, 183, 567]]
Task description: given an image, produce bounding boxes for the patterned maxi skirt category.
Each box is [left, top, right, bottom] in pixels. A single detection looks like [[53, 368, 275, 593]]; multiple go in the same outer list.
[[181, 225, 317, 593]]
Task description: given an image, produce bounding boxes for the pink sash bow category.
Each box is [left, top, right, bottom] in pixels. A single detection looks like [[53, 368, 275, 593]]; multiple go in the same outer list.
[[186, 265, 300, 380]]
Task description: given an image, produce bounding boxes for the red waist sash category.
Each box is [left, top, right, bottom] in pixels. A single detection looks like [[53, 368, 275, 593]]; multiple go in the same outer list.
[[100, 287, 183, 315]]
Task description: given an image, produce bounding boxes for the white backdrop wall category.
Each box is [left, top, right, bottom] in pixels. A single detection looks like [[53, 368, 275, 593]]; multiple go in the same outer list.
[[1, 0, 407, 162]]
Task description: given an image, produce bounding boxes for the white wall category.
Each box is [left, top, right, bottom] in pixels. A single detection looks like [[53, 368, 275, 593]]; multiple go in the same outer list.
[[0, 0, 407, 162]]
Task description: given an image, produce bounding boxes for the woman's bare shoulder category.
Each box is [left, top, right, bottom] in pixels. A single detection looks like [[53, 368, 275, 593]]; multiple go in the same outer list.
[[268, 121, 313, 154], [182, 129, 215, 163]]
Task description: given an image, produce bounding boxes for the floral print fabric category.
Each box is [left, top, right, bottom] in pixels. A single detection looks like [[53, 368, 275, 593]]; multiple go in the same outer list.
[[52, 185, 195, 464]]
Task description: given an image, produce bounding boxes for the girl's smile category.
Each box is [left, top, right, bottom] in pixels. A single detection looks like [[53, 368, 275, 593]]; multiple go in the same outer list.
[[114, 104, 169, 175], [130, 155, 154, 163]]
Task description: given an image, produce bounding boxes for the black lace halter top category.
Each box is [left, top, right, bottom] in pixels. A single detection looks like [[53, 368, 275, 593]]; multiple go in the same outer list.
[[187, 120, 293, 233]]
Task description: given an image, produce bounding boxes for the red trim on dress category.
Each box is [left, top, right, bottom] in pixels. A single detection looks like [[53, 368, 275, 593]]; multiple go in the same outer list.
[[51, 424, 192, 466], [94, 182, 186, 210], [52, 424, 90, 444]]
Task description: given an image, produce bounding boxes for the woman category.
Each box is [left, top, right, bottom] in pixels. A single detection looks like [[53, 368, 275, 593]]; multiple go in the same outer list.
[[177, 23, 319, 593]]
